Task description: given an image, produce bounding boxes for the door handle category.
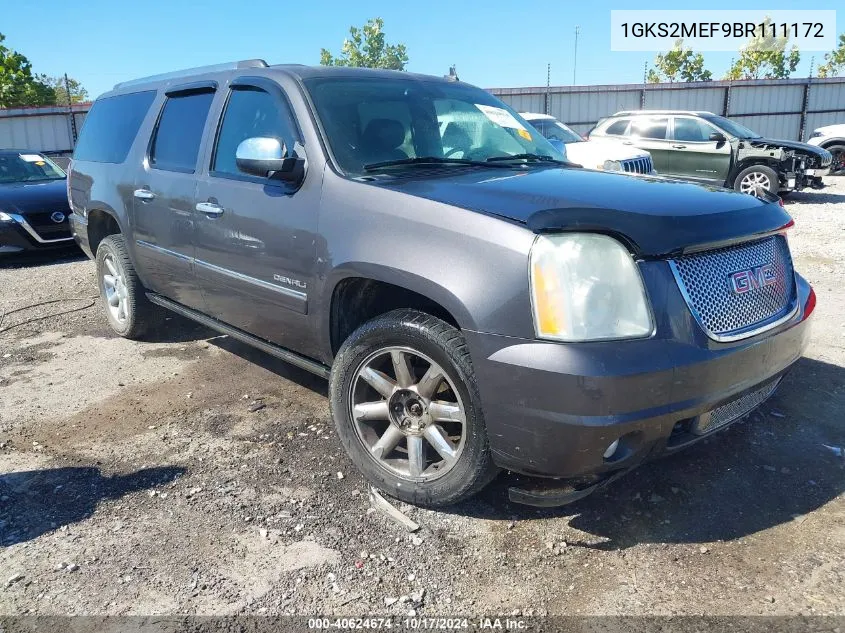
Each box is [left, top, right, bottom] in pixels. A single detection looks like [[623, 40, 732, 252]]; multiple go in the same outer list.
[[672, 144, 687, 149], [196, 202, 224, 217], [133, 189, 156, 201], [622, 141, 633, 145]]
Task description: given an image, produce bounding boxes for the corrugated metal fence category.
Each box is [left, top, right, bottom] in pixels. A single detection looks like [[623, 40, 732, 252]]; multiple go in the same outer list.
[[0, 103, 89, 159], [489, 77, 845, 141], [1, 77, 844, 153]]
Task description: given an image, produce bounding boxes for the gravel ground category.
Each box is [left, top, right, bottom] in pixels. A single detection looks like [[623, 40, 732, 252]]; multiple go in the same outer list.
[[0, 180, 843, 617]]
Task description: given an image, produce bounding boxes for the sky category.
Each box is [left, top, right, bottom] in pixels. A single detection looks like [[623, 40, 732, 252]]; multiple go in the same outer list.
[[2, 0, 843, 101]]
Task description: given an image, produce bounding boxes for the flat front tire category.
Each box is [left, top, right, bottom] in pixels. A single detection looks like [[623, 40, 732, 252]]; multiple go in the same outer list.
[[330, 309, 498, 507], [95, 234, 161, 339]]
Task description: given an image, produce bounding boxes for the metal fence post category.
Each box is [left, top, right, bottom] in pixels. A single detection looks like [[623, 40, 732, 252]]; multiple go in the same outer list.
[[798, 78, 811, 142]]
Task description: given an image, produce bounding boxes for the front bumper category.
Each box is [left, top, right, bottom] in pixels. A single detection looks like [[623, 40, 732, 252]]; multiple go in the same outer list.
[[464, 268, 814, 482], [0, 216, 75, 255]]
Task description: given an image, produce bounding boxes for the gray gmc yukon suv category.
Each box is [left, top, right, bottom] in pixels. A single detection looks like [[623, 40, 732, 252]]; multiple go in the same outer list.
[[68, 61, 815, 507]]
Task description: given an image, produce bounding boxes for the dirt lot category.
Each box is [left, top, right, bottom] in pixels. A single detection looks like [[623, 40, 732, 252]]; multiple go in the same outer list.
[[1, 181, 844, 618]]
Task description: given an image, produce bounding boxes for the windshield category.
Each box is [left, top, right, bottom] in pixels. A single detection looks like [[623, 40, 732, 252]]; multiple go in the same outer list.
[[0, 153, 66, 184], [304, 77, 563, 176], [703, 116, 761, 140], [533, 119, 584, 144]]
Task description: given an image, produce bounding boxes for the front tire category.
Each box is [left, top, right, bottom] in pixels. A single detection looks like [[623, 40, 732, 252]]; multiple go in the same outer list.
[[825, 144, 845, 176], [330, 309, 498, 507], [95, 234, 162, 339], [734, 164, 779, 197]]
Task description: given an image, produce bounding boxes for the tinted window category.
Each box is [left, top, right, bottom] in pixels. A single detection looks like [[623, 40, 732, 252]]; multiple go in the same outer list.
[[304, 77, 561, 176], [674, 117, 713, 142], [150, 91, 215, 172], [73, 91, 156, 163], [213, 87, 296, 176], [631, 117, 668, 140], [605, 119, 630, 135]]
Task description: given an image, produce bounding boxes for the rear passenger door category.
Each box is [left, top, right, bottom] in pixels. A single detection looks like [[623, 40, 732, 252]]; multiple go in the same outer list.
[[132, 86, 216, 310], [627, 116, 671, 173], [193, 77, 320, 356]]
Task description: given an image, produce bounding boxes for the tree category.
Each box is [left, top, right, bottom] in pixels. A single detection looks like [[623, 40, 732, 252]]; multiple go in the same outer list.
[[0, 33, 56, 107], [725, 17, 800, 80], [646, 39, 712, 83], [817, 33, 845, 78], [320, 18, 408, 70], [45, 75, 89, 105]]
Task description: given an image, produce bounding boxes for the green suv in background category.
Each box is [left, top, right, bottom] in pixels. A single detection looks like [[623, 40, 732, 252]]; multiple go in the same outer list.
[[589, 110, 832, 197]]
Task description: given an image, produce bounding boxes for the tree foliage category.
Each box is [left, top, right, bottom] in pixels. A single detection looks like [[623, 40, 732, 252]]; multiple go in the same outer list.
[[646, 39, 712, 83], [817, 33, 845, 78], [45, 76, 89, 105], [724, 17, 800, 80], [320, 18, 408, 71], [0, 33, 88, 108], [0, 33, 55, 107]]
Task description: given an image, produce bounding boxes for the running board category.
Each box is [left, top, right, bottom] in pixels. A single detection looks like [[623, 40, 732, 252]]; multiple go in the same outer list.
[[146, 293, 331, 379]]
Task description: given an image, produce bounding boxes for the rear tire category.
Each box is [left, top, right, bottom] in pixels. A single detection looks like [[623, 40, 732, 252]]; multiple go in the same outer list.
[[733, 165, 779, 197], [95, 234, 162, 339], [329, 309, 498, 507]]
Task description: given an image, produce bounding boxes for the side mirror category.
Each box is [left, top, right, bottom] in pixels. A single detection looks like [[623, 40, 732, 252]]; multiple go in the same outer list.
[[236, 137, 300, 181], [709, 132, 727, 144]]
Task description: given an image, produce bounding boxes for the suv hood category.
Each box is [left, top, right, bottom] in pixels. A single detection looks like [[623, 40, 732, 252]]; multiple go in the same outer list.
[[376, 167, 791, 258], [0, 179, 70, 215], [745, 137, 829, 158]]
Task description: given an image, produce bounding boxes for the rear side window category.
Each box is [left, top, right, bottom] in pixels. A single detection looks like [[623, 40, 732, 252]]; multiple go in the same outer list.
[[605, 119, 630, 135], [73, 91, 156, 164], [631, 117, 668, 140], [150, 91, 215, 173], [212, 87, 296, 177]]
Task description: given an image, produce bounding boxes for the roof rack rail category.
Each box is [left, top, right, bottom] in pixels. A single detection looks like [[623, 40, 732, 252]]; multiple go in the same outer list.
[[113, 59, 268, 90]]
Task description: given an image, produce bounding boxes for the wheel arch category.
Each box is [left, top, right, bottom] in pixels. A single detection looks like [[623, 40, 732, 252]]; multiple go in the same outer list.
[[323, 267, 475, 359], [729, 159, 782, 186], [86, 206, 124, 255]]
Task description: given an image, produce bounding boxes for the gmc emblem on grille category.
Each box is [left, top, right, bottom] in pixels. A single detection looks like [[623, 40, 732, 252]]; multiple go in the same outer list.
[[728, 264, 777, 294]]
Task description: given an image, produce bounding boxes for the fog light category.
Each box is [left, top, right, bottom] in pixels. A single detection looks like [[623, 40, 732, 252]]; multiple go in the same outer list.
[[603, 439, 620, 459]]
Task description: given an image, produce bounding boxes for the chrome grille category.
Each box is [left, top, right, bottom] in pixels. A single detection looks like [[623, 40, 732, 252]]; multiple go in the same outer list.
[[621, 156, 653, 174], [670, 235, 796, 341], [694, 380, 780, 434]]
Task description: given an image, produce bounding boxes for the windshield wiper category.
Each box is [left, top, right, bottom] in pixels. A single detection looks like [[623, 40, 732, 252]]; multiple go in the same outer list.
[[486, 153, 571, 165], [363, 156, 506, 171]]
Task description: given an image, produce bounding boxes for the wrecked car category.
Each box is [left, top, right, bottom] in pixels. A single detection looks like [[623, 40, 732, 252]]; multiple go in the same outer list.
[[590, 110, 832, 197], [69, 63, 814, 507]]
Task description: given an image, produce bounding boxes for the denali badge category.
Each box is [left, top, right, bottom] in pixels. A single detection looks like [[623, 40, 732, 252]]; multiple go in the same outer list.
[[728, 264, 777, 294], [50, 212, 66, 223], [273, 274, 307, 290]]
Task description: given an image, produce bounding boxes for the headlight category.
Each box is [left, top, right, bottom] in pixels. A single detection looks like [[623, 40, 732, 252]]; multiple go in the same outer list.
[[0, 211, 14, 222], [810, 131, 822, 138], [529, 233, 653, 341], [602, 159, 623, 172]]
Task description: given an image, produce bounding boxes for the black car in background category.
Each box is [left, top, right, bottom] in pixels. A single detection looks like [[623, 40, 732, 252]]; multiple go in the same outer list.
[[0, 150, 75, 256]]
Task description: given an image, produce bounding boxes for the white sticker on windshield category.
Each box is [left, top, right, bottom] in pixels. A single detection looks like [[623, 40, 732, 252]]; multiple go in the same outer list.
[[19, 154, 44, 163], [475, 104, 525, 130]]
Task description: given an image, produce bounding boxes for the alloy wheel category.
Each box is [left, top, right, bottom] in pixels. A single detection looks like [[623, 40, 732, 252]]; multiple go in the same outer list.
[[102, 254, 129, 324], [739, 171, 772, 196], [348, 346, 467, 481]]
